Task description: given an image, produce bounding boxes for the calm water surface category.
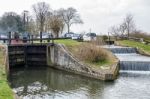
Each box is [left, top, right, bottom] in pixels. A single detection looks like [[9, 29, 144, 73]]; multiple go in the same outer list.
[[8, 67, 150, 99]]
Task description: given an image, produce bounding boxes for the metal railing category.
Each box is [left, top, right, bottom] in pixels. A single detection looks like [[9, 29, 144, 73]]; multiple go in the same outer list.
[[0, 32, 69, 45]]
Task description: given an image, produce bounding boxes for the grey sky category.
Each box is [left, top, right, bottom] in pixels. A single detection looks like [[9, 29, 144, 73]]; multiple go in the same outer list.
[[0, 0, 150, 34]]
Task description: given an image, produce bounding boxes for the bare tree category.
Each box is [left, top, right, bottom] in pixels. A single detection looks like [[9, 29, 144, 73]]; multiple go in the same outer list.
[[44, 11, 52, 33], [119, 22, 127, 36], [60, 7, 83, 33], [57, 9, 66, 34], [124, 13, 135, 37], [27, 18, 39, 35], [109, 13, 136, 40], [48, 13, 64, 38], [32, 2, 50, 33], [109, 25, 120, 40]]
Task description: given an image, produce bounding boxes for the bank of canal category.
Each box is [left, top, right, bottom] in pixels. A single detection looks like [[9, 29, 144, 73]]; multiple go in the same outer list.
[[0, 46, 14, 99]]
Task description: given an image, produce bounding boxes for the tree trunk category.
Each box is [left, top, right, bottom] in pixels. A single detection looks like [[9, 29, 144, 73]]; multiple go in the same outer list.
[[128, 30, 129, 38], [67, 24, 70, 33], [40, 21, 44, 33], [127, 23, 130, 38], [56, 32, 59, 38]]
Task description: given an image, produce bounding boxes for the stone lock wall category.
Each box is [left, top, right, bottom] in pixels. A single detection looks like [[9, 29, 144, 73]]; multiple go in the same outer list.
[[47, 44, 119, 81]]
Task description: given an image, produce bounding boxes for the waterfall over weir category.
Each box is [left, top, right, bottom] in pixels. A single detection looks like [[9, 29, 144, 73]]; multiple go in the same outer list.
[[102, 45, 137, 54], [120, 61, 150, 71], [103, 45, 150, 71], [108, 47, 137, 53]]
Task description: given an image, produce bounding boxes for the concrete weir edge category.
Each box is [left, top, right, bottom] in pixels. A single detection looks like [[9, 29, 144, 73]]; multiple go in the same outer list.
[[47, 44, 119, 81]]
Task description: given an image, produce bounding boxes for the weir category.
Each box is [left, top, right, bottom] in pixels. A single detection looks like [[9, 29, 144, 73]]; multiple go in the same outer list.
[[120, 61, 150, 71], [108, 47, 137, 53], [104, 45, 150, 71]]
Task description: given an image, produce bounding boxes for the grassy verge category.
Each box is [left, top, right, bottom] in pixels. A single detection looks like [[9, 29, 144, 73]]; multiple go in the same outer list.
[[0, 48, 13, 99], [55, 39, 116, 69], [116, 40, 150, 54], [55, 39, 80, 50]]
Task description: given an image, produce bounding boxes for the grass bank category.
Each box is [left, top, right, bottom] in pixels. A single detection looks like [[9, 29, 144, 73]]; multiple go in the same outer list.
[[0, 47, 13, 99], [116, 40, 150, 54], [55, 39, 117, 69], [55, 39, 80, 51]]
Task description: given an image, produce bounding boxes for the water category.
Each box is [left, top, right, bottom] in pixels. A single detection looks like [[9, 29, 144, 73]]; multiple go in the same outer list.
[[115, 54, 150, 71], [102, 45, 137, 54], [8, 67, 150, 99], [103, 45, 150, 71], [115, 53, 150, 62]]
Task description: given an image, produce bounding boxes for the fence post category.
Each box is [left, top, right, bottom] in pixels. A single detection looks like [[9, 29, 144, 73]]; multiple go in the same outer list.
[[108, 32, 110, 45], [8, 32, 11, 45], [3, 39, 6, 43], [47, 35, 50, 43], [28, 34, 30, 43], [31, 35, 33, 44], [51, 34, 54, 44], [40, 32, 42, 43]]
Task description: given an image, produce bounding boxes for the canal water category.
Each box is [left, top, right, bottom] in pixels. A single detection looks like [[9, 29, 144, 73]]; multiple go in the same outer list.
[[8, 67, 150, 99], [103, 45, 150, 71]]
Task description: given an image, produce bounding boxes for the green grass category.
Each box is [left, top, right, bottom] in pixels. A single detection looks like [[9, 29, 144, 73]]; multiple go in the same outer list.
[[117, 40, 150, 54], [0, 49, 14, 99], [0, 75, 13, 99], [55, 39, 80, 47], [55, 39, 81, 52], [34, 39, 81, 50], [86, 60, 112, 68], [92, 60, 111, 66]]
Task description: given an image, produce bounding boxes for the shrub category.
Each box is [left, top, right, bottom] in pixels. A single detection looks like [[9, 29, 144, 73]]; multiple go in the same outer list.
[[102, 35, 108, 41], [77, 43, 108, 63], [130, 32, 150, 41]]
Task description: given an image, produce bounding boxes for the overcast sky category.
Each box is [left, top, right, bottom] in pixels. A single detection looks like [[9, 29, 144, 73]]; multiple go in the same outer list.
[[0, 0, 150, 34]]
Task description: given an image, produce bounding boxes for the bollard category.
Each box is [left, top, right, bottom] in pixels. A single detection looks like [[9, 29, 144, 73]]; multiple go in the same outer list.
[[8, 32, 11, 45], [40, 32, 42, 43], [47, 35, 50, 43], [51, 34, 54, 44], [31, 35, 33, 44], [3, 39, 6, 43], [28, 34, 30, 43]]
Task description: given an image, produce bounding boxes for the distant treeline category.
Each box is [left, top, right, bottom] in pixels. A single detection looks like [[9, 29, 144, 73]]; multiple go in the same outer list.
[[0, 2, 83, 38]]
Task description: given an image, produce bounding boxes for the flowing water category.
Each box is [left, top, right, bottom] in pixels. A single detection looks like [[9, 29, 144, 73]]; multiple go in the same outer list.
[[103, 45, 150, 71], [8, 67, 150, 99]]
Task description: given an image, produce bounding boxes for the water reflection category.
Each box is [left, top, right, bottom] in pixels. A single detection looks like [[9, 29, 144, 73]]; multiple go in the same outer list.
[[9, 67, 109, 99], [8, 67, 150, 99]]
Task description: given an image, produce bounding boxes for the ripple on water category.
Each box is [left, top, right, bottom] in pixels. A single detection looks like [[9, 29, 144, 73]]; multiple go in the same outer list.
[[8, 67, 150, 99]]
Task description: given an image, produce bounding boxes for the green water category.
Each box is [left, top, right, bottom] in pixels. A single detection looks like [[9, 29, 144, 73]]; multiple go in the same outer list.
[[8, 67, 150, 99]]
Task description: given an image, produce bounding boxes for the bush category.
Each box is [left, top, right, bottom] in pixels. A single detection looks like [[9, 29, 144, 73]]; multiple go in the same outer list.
[[94, 36, 105, 45], [77, 43, 108, 63], [102, 35, 108, 41], [130, 32, 150, 41]]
